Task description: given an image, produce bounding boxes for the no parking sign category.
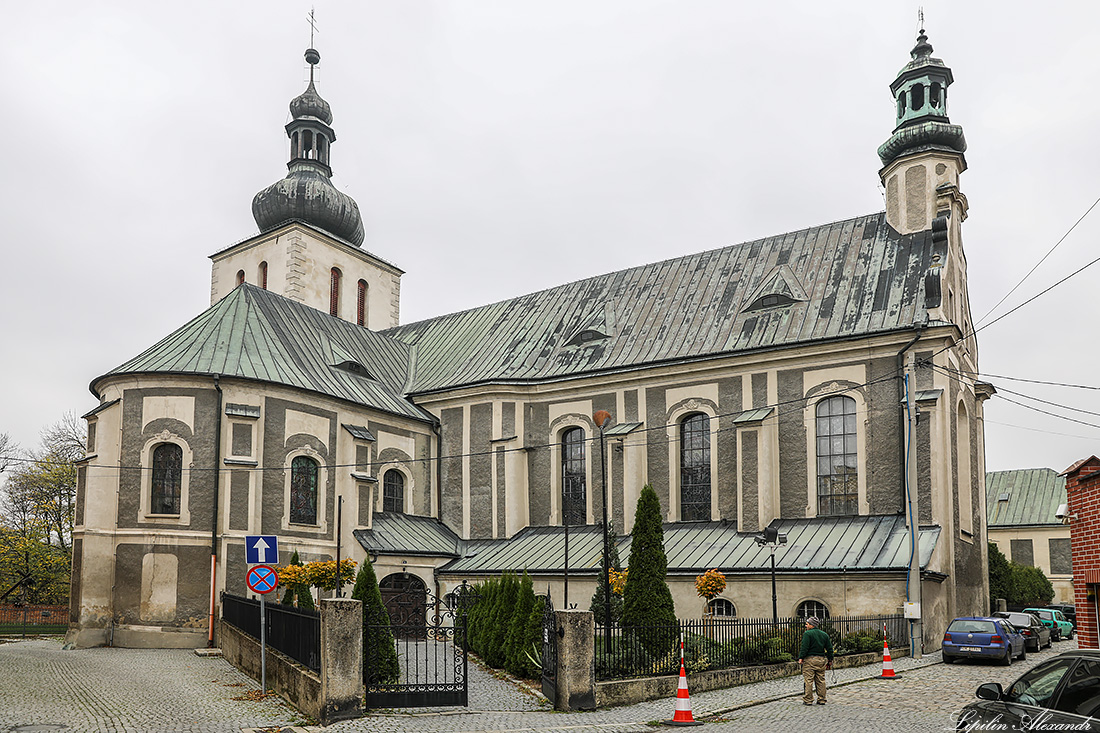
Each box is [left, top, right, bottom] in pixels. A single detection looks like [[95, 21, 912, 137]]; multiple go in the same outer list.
[[246, 565, 278, 595]]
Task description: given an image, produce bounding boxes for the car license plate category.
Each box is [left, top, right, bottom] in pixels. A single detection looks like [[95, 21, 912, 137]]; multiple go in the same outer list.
[[960, 647, 981, 652]]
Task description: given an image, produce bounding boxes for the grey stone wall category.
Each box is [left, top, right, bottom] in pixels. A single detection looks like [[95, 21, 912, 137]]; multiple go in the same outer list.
[[1050, 538, 1072, 575], [777, 370, 805, 519], [440, 407, 464, 535], [866, 356, 904, 514], [717, 377, 742, 522], [469, 403, 493, 537], [644, 387, 668, 514], [261, 397, 336, 541], [113, 542, 210, 627], [741, 430, 759, 530], [229, 470, 249, 531], [527, 402, 551, 526], [1011, 539, 1035, 566]]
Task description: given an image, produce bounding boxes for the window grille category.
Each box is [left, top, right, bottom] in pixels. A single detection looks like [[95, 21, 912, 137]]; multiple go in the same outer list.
[[815, 396, 858, 516], [680, 413, 711, 521], [383, 469, 404, 513], [561, 427, 586, 526], [290, 456, 318, 524]]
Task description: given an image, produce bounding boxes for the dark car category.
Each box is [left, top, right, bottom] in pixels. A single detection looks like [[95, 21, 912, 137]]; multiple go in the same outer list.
[[942, 616, 1026, 666], [955, 650, 1100, 731], [1048, 604, 1078, 629], [1026, 607, 1075, 641], [993, 611, 1053, 652]]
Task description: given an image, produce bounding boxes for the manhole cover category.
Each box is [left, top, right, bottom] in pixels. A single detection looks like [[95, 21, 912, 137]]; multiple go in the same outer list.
[[13, 726, 69, 732]]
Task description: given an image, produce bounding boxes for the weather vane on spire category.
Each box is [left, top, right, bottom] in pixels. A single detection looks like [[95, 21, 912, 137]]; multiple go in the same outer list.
[[305, 7, 320, 83], [308, 7, 319, 48], [918, 6, 925, 33]]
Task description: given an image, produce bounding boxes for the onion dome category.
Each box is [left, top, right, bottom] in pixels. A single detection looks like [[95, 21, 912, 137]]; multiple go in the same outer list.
[[877, 29, 966, 167], [251, 48, 365, 246]]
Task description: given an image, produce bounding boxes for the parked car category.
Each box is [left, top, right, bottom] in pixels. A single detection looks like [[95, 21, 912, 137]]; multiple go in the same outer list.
[[942, 616, 1026, 666], [1048, 604, 1077, 629], [993, 611, 1052, 652], [1026, 607, 1075, 640], [955, 650, 1100, 731]]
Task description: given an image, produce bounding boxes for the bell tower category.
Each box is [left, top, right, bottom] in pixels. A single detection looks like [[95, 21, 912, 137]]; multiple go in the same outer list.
[[878, 29, 968, 236]]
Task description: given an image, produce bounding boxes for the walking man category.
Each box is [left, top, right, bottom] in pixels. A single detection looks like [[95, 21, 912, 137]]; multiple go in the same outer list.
[[798, 616, 834, 705]]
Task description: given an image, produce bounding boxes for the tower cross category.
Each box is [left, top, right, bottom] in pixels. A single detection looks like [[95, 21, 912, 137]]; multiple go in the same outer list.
[[308, 7, 318, 48]]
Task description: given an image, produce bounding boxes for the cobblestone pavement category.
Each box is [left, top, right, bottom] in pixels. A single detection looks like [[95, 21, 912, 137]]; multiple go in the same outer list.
[[0, 635, 1080, 732]]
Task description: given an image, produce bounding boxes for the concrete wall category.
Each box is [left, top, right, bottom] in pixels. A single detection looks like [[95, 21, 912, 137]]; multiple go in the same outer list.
[[990, 526, 1074, 604]]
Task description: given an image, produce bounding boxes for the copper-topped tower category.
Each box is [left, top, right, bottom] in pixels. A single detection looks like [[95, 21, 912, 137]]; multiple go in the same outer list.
[[251, 47, 366, 246]]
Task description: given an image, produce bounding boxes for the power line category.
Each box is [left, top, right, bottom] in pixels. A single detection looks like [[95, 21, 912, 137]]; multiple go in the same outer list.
[[927, 362, 1100, 419], [975, 193, 1100, 328], [932, 364, 1100, 392]]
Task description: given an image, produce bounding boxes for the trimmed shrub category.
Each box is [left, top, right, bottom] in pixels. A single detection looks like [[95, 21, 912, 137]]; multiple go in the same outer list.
[[505, 572, 536, 677], [622, 485, 678, 657], [350, 559, 399, 684]]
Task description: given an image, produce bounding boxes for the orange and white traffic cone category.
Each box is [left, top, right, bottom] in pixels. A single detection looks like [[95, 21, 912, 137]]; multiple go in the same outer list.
[[665, 639, 703, 726], [877, 624, 901, 679]]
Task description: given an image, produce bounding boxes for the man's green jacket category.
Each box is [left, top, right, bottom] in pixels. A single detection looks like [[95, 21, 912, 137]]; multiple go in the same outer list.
[[799, 628, 834, 661]]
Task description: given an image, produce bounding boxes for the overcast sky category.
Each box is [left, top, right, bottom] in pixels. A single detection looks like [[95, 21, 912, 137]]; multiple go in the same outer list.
[[3, 1, 1099, 476]]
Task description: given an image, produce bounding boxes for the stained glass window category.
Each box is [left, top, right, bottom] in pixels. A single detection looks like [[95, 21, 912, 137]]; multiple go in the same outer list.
[[561, 427, 586, 526], [290, 456, 318, 525], [680, 413, 711, 521], [816, 396, 858, 516], [151, 443, 183, 515]]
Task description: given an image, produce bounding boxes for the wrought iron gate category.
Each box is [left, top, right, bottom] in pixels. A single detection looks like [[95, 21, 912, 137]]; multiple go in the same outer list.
[[541, 594, 557, 705], [365, 581, 476, 709]]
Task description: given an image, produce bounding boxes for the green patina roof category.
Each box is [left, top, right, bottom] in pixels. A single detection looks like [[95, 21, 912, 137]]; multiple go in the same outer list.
[[986, 468, 1066, 527], [438, 515, 939, 575], [353, 512, 463, 558], [94, 284, 432, 423], [384, 212, 938, 395]]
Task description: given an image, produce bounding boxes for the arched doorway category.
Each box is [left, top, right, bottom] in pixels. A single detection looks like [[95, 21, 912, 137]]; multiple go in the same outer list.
[[379, 572, 427, 639]]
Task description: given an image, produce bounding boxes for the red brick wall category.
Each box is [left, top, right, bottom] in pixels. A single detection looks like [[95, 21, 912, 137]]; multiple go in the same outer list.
[[1067, 458, 1100, 649]]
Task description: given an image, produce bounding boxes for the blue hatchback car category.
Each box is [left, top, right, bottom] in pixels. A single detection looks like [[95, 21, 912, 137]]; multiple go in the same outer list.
[[943, 616, 1026, 666]]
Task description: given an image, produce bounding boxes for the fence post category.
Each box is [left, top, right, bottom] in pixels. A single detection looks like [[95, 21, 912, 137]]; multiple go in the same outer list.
[[319, 598, 363, 724], [554, 608, 596, 711]]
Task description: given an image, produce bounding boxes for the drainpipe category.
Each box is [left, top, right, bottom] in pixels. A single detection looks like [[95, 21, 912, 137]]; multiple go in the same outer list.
[[208, 376, 224, 647], [430, 417, 443, 521], [896, 325, 924, 511]]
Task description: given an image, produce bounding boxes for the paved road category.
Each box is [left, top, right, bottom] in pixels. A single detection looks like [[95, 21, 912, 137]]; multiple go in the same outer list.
[[0, 635, 1079, 732]]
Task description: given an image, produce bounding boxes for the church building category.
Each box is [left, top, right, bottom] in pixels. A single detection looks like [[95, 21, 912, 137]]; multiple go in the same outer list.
[[68, 30, 990, 649]]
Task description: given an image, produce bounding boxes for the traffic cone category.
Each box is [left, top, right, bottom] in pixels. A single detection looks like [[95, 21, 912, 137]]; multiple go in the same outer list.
[[877, 632, 901, 679], [664, 661, 703, 726]]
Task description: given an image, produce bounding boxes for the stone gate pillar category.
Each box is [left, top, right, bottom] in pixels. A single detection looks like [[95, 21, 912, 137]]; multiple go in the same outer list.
[[554, 609, 595, 711]]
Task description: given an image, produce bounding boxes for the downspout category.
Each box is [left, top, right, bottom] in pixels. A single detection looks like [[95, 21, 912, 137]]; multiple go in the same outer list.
[[430, 417, 443, 523], [896, 325, 924, 511], [208, 376, 223, 647]]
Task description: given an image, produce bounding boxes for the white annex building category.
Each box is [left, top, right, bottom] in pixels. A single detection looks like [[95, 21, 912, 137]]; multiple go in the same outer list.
[[68, 30, 991, 649]]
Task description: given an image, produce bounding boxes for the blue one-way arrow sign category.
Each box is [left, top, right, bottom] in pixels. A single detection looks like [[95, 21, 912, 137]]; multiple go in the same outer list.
[[245, 535, 279, 564]]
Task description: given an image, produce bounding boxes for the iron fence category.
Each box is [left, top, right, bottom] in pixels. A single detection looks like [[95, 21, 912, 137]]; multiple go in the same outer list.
[[595, 614, 905, 681], [221, 593, 321, 672], [0, 604, 68, 636]]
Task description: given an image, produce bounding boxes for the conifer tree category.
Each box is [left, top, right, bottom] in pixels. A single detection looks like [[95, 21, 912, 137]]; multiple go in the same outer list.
[[522, 593, 548, 679], [350, 559, 400, 684], [622, 484, 678, 655], [486, 573, 519, 668], [505, 572, 536, 676], [280, 551, 300, 606], [589, 521, 623, 625]]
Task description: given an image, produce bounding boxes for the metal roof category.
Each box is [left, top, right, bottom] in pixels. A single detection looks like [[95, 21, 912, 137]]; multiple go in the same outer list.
[[353, 512, 463, 558], [94, 284, 432, 423], [439, 515, 939, 575], [385, 211, 936, 394], [986, 468, 1066, 527], [342, 424, 376, 441]]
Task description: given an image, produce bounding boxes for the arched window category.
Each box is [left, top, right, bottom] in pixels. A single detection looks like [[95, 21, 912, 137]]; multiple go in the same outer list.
[[258, 261, 268, 290], [957, 403, 973, 534], [709, 598, 735, 617], [930, 82, 942, 108], [815, 396, 858, 516], [292, 131, 299, 158], [329, 267, 341, 317], [911, 83, 924, 111], [680, 413, 711, 521], [561, 427, 586, 526], [357, 280, 368, 326], [303, 130, 314, 159], [290, 456, 318, 525], [383, 469, 405, 513], [897, 92, 906, 118], [236, 270, 245, 286], [797, 600, 830, 620], [151, 443, 183, 515]]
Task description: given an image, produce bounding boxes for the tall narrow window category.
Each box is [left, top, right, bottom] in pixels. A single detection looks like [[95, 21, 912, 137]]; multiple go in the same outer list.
[[561, 427, 586, 526], [911, 83, 924, 111], [290, 456, 319, 524], [236, 270, 245, 286], [930, 82, 942, 108], [357, 280, 368, 326], [330, 267, 341, 317], [816, 396, 858, 516], [258, 261, 268, 290], [383, 469, 404, 513], [680, 413, 711, 521], [151, 443, 183, 515]]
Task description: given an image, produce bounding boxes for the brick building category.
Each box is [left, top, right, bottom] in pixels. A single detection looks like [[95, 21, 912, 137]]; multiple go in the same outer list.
[[1064, 456, 1100, 649]]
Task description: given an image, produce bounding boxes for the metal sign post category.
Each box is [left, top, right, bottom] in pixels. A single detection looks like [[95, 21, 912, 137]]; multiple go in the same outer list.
[[246, 564, 279, 697]]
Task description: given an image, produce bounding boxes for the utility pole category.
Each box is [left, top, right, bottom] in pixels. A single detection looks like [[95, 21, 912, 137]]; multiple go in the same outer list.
[[905, 351, 923, 659]]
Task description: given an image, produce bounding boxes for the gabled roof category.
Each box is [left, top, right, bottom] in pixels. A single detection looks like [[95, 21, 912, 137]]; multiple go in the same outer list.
[[93, 284, 432, 423], [353, 512, 463, 558], [438, 515, 939, 575], [986, 468, 1067, 527], [385, 212, 936, 394]]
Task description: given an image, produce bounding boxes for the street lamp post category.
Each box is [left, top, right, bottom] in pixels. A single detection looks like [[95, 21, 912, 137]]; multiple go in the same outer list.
[[755, 526, 787, 626], [594, 410, 613, 654]]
